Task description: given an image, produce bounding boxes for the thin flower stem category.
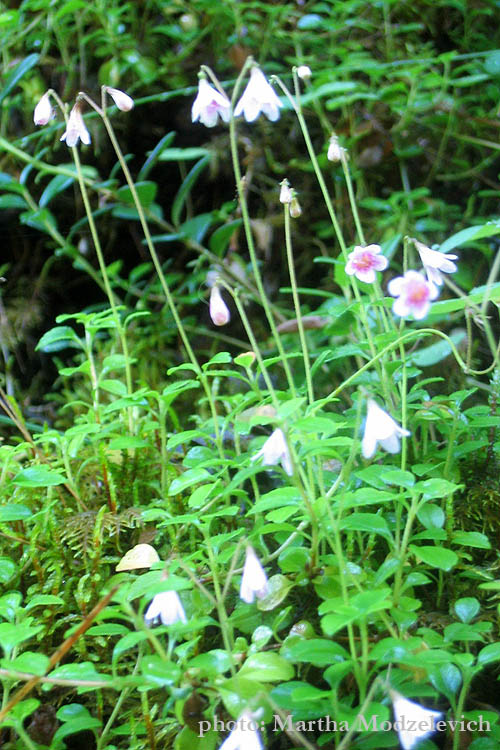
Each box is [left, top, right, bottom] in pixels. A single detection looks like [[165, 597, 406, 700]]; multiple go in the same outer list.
[[275, 72, 393, 401], [227, 110, 297, 397], [230, 288, 280, 411], [70, 142, 134, 432], [283, 207, 314, 403]]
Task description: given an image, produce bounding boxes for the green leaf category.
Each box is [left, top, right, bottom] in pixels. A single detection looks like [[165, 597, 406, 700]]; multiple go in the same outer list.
[[168, 468, 212, 495], [39, 174, 75, 207], [0, 53, 39, 104], [159, 147, 211, 161], [187, 650, 232, 676], [0, 698, 39, 727], [455, 597, 480, 624], [12, 467, 66, 487], [409, 545, 458, 571], [116, 181, 158, 208], [3, 651, 50, 676], [239, 652, 294, 682], [20, 207, 57, 234], [209, 220, 243, 255], [417, 504, 445, 529], [0, 557, 17, 584], [174, 727, 218, 750], [141, 656, 181, 686], [340, 513, 392, 540], [380, 469, 415, 488], [0, 195, 27, 209], [452, 531, 491, 549], [285, 639, 348, 667], [36, 326, 82, 353], [477, 643, 500, 666], [429, 664, 462, 702], [0, 504, 32, 522], [0, 620, 44, 654], [415, 478, 460, 498], [439, 222, 500, 254]]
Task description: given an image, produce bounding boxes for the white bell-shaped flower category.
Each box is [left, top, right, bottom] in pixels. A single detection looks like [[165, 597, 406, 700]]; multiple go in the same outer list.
[[33, 92, 53, 126], [239, 546, 269, 604], [251, 428, 293, 476], [60, 102, 91, 147], [192, 77, 231, 127], [144, 590, 187, 626], [219, 709, 264, 750], [234, 67, 282, 122], [390, 690, 442, 750], [362, 400, 410, 459]]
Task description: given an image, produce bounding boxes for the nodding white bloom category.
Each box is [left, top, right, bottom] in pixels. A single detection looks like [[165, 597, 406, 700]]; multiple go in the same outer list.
[[279, 180, 293, 204], [219, 710, 264, 750], [234, 67, 282, 123], [240, 546, 269, 604], [388, 270, 439, 320], [413, 238, 458, 286], [296, 65, 312, 81], [60, 102, 91, 147], [327, 134, 345, 163], [144, 590, 187, 626], [389, 690, 442, 750], [192, 77, 231, 127], [209, 285, 230, 326], [33, 92, 53, 126], [251, 428, 293, 476], [345, 244, 388, 284], [105, 86, 134, 112], [362, 399, 410, 459]]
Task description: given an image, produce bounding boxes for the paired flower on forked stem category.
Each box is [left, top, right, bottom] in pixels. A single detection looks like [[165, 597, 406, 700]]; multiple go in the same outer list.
[[389, 689, 442, 750], [251, 428, 293, 476], [362, 399, 410, 459], [412, 238, 458, 287], [192, 76, 231, 127], [345, 244, 388, 284], [234, 66, 282, 123], [239, 546, 269, 604], [388, 270, 439, 320]]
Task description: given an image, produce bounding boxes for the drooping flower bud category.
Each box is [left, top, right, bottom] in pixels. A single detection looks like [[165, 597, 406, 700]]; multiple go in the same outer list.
[[104, 86, 134, 112], [209, 285, 230, 326], [279, 179, 293, 204], [34, 92, 53, 126], [60, 101, 91, 147]]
